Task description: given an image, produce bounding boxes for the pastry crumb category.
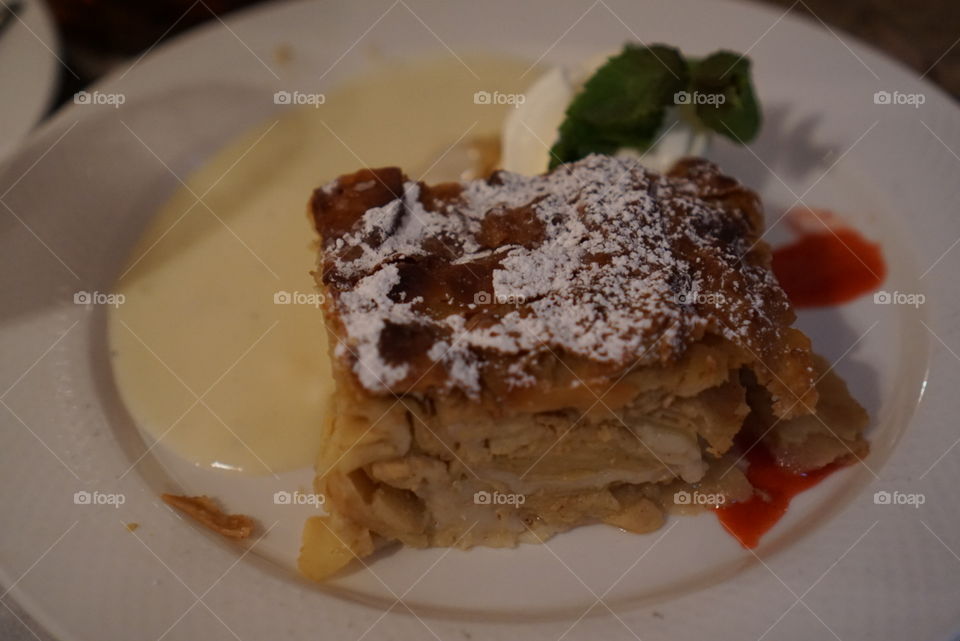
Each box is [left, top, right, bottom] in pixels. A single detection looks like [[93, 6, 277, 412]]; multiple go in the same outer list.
[[274, 43, 293, 65], [161, 494, 255, 540]]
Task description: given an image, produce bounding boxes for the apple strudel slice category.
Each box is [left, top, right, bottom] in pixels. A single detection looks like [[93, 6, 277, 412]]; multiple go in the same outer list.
[[298, 154, 868, 579]]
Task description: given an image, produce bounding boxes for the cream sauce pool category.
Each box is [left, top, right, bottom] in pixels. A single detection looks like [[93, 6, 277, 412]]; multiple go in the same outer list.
[[109, 56, 531, 475]]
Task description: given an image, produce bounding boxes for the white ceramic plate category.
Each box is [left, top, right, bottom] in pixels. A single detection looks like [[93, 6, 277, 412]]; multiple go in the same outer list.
[[0, 0, 59, 159], [2, 1, 959, 639]]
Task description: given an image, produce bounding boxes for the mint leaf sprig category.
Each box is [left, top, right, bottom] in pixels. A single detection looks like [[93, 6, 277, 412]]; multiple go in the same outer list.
[[548, 44, 762, 169]]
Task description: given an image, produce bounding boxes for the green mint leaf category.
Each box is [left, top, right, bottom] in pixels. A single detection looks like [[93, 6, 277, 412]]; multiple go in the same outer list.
[[548, 44, 689, 169], [689, 51, 762, 143]]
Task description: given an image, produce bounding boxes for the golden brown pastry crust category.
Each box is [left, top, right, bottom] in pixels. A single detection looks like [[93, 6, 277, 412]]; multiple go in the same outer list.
[[310, 155, 817, 417]]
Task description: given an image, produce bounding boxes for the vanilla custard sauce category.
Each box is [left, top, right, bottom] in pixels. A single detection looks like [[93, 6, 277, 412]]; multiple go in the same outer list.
[[109, 56, 531, 475]]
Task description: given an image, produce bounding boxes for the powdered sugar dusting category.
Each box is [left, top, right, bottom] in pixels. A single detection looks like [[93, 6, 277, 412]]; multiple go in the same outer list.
[[313, 155, 793, 399], [334, 264, 412, 390]]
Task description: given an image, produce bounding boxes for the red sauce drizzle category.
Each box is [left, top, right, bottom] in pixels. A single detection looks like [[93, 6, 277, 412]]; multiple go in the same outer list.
[[715, 445, 846, 549], [771, 210, 886, 308], [712, 208, 876, 548]]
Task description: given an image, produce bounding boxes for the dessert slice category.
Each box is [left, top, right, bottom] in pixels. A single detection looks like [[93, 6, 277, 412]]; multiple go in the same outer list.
[[299, 154, 867, 579]]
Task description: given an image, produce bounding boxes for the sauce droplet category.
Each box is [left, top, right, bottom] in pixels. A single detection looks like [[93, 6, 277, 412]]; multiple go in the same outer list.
[[715, 444, 846, 549], [771, 209, 886, 308]]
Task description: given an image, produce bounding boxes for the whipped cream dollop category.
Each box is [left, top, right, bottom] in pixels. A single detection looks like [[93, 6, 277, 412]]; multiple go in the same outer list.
[[501, 54, 711, 176]]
